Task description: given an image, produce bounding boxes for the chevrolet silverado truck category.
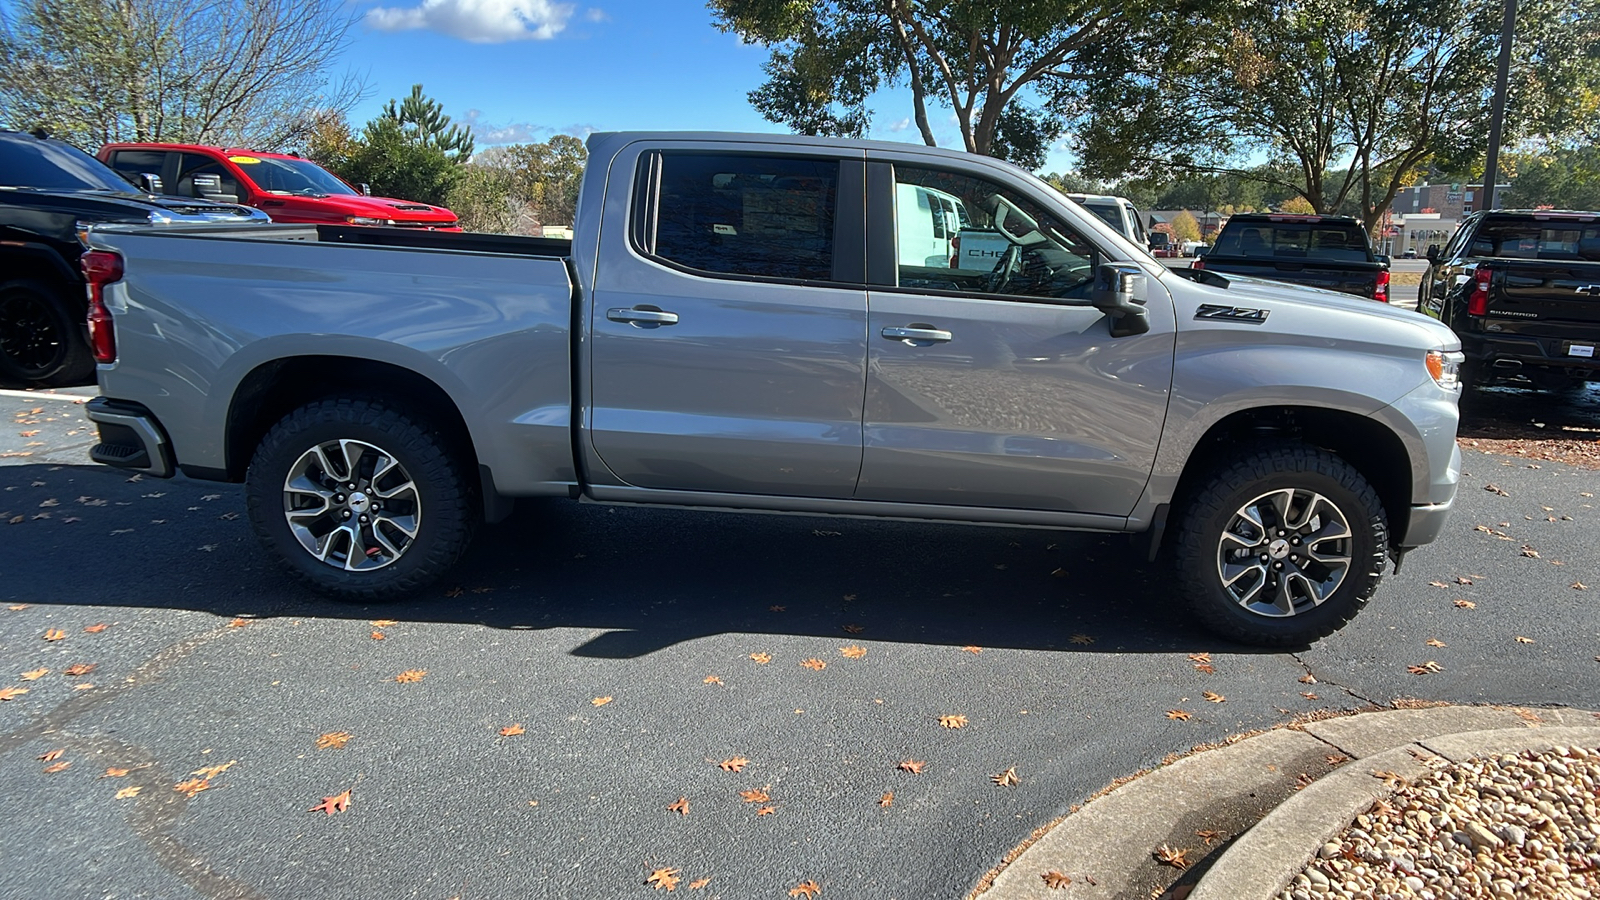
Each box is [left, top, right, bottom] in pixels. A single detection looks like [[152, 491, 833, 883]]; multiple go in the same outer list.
[[1420, 210, 1600, 392], [1197, 213, 1391, 301], [0, 129, 267, 385], [81, 132, 1465, 647]]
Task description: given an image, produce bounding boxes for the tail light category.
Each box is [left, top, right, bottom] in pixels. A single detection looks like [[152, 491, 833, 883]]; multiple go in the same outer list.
[[1467, 266, 1492, 317], [1192, 259, 1204, 270], [1374, 268, 1390, 302], [80, 250, 123, 363]]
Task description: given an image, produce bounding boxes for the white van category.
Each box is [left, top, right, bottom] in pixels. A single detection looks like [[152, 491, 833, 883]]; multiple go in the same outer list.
[[1063, 193, 1153, 252], [895, 183, 970, 267]]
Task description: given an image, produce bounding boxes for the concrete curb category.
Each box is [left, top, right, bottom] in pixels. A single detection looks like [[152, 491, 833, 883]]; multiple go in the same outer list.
[[1190, 723, 1600, 900], [973, 706, 1598, 900]]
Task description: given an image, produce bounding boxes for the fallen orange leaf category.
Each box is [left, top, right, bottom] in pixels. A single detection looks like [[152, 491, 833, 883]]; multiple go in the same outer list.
[[645, 868, 680, 892], [42, 629, 65, 642], [591, 696, 613, 707], [738, 787, 770, 803], [1425, 639, 1447, 647], [38, 749, 64, 761], [20, 668, 47, 681], [839, 645, 867, 659], [703, 675, 723, 685], [688, 877, 711, 889], [370, 619, 398, 627], [83, 623, 108, 633], [938, 714, 967, 729], [1514, 636, 1535, 644], [1166, 709, 1191, 721], [191, 760, 235, 779], [878, 791, 893, 807], [174, 778, 210, 798], [1454, 599, 1476, 609], [0, 686, 29, 701], [315, 731, 352, 750], [42, 761, 70, 773], [63, 663, 95, 676], [992, 766, 1019, 787], [717, 757, 749, 772], [749, 652, 772, 664], [500, 724, 525, 736], [800, 658, 826, 671], [395, 669, 427, 683], [114, 786, 141, 799], [897, 759, 926, 774], [667, 796, 689, 816], [756, 805, 775, 816], [789, 880, 821, 898], [103, 767, 130, 777], [370, 631, 385, 641], [227, 618, 249, 628], [309, 788, 351, 815], [1153, 844, 1191, 869], [1202, 691, 1225, 703], [962, 645, 982, 654], [1042, 871, 1072, 889], [1194, 663, 1215, 674]]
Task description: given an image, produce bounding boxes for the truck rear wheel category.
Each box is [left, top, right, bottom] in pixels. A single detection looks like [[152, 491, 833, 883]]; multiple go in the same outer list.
[[0, 278, 95, 386], [1174, 444, 1387, 647], [245, 397, 477, 601]]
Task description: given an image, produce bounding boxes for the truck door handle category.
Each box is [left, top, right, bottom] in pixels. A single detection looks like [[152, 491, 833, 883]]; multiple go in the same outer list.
[[607, 307, 679, 327], [881, 325, 952, 345]]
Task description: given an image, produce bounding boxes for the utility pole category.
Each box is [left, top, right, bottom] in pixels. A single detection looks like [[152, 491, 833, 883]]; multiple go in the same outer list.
[[1480, 0, 1517, 211]]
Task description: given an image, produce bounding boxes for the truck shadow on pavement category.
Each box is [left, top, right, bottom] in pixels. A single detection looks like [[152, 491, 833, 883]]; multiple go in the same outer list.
[[0, 462, 1253, 658]]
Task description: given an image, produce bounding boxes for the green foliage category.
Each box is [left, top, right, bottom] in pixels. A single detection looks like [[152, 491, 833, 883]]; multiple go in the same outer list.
[[1074, 0, 1599, 229], [381, 84, 475, 158], [711, 0, 1179, 163], [443, 134, 590, 233], [446, 163, 520, 233], [1505, 145, 1600, 210], [0, 0, 360, 149], [1277, 195, 1316, 214], [1169, 210, 1202, 243]]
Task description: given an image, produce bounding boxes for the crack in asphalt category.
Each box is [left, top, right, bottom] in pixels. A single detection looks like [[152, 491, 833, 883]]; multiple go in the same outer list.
[[0, 624, 269, 900], [1288, 651, 1386, 708]]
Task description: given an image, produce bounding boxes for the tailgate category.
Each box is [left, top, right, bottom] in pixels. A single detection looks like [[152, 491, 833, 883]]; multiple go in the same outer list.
[[1491, 259, 1600, 325], [1202, 257, 1380, 297]]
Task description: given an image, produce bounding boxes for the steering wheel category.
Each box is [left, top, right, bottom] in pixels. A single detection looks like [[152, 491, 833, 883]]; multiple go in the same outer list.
[[983, 245, 1020, 294]]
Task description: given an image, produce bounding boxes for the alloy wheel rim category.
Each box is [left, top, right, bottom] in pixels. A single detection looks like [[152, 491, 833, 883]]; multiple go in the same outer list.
[[1215, 488, 1353, 617], [282, 439, 421, 571], [0, 294, 65, 376]]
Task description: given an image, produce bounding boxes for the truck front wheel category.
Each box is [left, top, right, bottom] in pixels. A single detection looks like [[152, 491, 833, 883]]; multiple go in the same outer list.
[[1174, 444, 1388, 647], [245, 397, 478, 601]]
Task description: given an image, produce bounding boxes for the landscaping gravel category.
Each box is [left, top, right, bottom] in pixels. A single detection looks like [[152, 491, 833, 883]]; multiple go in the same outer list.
[[1280, 746, 1600, 899]]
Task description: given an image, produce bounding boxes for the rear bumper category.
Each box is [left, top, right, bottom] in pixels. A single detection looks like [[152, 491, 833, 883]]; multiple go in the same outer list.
[[1460, 332, 1600, 377], [85, 397, 174, 478]]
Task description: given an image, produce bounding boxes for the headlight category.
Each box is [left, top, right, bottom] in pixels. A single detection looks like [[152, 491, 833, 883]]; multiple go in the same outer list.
[[346, 216, 394, 226], [1426, 350, 1464, 390]]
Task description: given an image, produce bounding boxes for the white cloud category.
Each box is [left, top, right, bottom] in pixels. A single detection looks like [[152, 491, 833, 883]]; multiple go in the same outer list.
[[459, 109, 598, 145], [366, 0, 575, 42], [584, 7, 607, 21], [886, 118, 911, 133]]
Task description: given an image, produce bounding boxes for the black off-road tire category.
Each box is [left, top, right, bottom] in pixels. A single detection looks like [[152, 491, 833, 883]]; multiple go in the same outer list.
[[0, 278, 96, 386], [1173, 443, 1388, 647], [245, 397, 478, 601]]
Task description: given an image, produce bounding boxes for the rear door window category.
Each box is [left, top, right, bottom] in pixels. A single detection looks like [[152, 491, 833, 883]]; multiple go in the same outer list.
[[642, 153, 840, 283], [107, 150, 173, 189], [176, 153, 244, 202]]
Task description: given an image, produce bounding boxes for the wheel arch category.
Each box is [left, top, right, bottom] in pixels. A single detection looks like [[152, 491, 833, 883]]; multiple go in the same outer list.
[[1161, 406, 1414, 551], [223, 356, 492, 513]]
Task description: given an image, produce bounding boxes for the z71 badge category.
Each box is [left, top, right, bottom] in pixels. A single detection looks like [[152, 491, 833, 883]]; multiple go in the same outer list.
[[1195, 304, 1270, 324]]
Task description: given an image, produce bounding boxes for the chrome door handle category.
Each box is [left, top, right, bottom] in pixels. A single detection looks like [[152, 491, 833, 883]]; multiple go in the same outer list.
[[881, 325, 952, 344], [607, 307, 679, 327]]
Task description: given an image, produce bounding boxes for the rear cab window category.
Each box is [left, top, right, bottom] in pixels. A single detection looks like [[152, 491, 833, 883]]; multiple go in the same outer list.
[[635, 152, 842, 283], [1473, 218, 1600, 261], [1213, 219, 1374, 262]]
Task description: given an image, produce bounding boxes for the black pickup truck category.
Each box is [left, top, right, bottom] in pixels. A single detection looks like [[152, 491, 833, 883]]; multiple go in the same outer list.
[[1420, 210, 1600, 392], [0, 130, 267, 385], [1196, 213, 1391, 301]]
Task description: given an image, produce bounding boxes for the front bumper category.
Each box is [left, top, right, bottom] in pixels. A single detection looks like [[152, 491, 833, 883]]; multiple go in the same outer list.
[[85, 397, 174, 478]]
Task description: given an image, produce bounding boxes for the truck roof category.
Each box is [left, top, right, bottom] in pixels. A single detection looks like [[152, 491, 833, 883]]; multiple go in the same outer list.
[[585, 131, 1037, 175], [99, 142, 306, 161]]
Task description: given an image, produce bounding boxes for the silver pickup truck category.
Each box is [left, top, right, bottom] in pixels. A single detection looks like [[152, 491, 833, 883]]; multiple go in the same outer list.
[[81, 132, 1464, 646]]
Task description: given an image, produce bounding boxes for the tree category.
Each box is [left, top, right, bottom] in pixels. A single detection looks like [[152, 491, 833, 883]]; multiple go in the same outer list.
[[1075, 0, 1599, 229], [501, 134, 586, 226], [0, 0, 362, 149], [1169, 210, 1202, 243], [447, 163, 521, 233], [381, 84, 474, 158], [710, 0, 1178, 165]]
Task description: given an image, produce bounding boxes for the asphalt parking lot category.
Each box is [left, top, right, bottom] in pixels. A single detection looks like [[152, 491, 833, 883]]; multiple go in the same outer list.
[[1, 383, 1596, 899]]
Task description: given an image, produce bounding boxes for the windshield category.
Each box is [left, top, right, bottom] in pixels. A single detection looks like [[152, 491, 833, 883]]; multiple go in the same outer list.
[[0, 136, 143, 193], [230, 156, 357, 196]]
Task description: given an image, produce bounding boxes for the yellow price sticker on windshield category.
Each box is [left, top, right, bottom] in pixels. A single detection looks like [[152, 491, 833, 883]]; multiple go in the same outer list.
[[227, 155, 261, 164]]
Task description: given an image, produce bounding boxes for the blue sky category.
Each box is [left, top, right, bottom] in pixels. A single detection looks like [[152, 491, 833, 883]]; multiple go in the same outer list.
[[342, 0, 1077, 172]]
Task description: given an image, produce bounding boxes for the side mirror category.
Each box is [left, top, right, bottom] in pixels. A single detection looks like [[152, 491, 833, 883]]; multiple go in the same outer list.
[[1376, 254, 1391, 267], [137, 172, 164, 195], [359, 183, 372, 196], [1425, 244, 1440, 264], [1193, 246, 1208, 258], [1092, 263, 1150, 338]]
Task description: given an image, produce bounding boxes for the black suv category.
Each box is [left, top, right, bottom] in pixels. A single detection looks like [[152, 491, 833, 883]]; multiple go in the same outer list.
[[0, 130, 268, 385], [1196, 213, 1391, 301]]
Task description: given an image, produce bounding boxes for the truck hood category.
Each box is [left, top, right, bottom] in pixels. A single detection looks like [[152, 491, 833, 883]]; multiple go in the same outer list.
[[1, 188, 262, 221], [1166, 268, 1460, 351], [300, 193, 457, 223]]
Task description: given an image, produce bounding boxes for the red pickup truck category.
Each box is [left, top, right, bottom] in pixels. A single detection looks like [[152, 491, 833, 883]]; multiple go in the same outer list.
[[97, 143, 460, 230]]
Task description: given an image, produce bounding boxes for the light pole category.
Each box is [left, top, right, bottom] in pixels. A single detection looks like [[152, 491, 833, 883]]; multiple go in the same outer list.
[[1480, 0, 1517, 211]]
